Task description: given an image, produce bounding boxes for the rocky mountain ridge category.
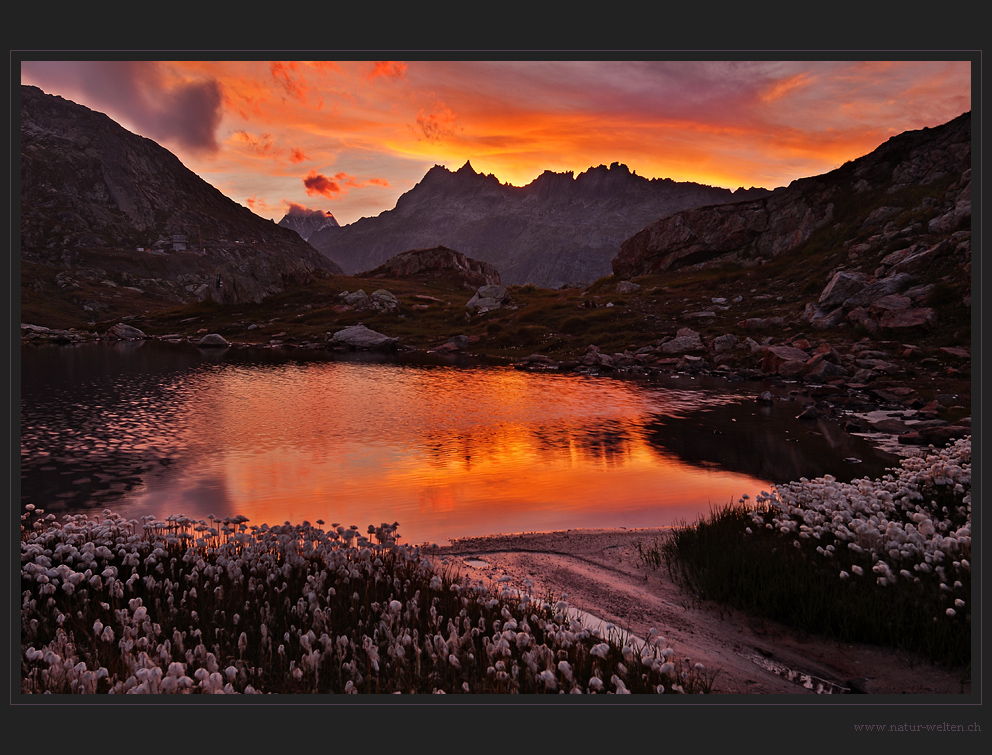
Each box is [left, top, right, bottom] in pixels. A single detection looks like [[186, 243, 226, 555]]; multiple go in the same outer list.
[[309, 160, 771, 288], [20, 84, 341, 318], [612, 112, 971, 278]]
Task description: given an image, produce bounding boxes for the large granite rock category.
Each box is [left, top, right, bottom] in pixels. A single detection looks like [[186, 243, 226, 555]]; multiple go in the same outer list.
[[659, 328, 705, 354], [328, 325, 399, 351], [368, 246, 501, 287], [105, 322, 146, 340], [466, 284, 510, 314]]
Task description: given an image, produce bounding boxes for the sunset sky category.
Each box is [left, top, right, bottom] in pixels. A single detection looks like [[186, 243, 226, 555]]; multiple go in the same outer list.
[[20, 58, 972, 226]]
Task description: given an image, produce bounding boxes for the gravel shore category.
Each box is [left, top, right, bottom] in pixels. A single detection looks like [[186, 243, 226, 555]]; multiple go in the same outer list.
[[439, 527, 970, 695]]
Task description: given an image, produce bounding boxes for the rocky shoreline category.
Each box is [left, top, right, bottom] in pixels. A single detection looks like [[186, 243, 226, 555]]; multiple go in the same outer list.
[[21, 311, 971, 461]]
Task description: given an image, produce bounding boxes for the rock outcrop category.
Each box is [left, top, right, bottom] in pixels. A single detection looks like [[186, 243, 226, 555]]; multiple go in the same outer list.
[[466, 284, 510, 314], [367, 246, 501, 287], [327, 325, 399, 351]]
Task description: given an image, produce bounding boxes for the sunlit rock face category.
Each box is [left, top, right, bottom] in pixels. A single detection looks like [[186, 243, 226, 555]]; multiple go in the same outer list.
[[278, 208, 340, 242], [612, 112, 971, 279], [309, 160, 769, 288], [20, 84, 341, 310]]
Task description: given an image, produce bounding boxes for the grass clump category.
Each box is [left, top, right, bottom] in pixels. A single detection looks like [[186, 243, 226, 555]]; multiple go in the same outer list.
[[21, 510, 714, 694], [658, 438, 971, 667]]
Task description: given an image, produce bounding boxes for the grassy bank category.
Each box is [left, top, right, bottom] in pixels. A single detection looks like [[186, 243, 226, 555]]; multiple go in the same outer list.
[[20, 511, 714, 694], [646, 437, 972, 667]]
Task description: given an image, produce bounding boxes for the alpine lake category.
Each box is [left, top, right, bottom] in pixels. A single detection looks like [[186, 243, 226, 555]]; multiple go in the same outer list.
[[19, 340, 901, 546]]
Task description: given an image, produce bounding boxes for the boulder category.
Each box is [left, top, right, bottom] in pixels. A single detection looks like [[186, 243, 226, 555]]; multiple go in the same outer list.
[[105, 322, 146, 340], [819, 270, 868, 309], [342, 289, 370, 307], [879, 307, 937, 330], [660, 327, 705, 354], [466, 284, 509, 314], [761, 345, 811, 374], [710, 333, 739, 353], [804, 355, 850, 381], [615, 280, 641, 294], [841, 273, 915, 309], [328, 325, 399, 351], [197, 333, 230, 348], [369, 289, 400, 313], [868, 294, 911, 316], [846, 308, 880, 336]]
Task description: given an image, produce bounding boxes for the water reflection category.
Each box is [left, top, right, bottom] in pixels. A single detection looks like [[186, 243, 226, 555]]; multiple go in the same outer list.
[[20, 342, 898, 545]]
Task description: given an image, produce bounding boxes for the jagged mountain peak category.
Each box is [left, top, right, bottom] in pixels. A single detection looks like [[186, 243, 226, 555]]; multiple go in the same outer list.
[[278, 206, 341, 242], [309, 157, 772, 287]]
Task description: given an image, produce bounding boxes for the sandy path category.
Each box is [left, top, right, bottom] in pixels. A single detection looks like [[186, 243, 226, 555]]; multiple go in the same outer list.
[[438, 528, 970, 695]]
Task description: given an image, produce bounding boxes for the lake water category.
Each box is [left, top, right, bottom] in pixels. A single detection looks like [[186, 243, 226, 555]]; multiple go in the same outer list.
[[19, 341, 899, 546]]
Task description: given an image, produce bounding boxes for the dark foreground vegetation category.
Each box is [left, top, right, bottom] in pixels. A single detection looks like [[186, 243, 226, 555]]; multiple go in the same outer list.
[[21, 511, 714, 694], [641, 438, 971, 668]]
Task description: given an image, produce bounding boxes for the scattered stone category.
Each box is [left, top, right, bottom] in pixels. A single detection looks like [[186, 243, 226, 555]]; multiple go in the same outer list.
[[870, 418, 911, 434], [197, 333, 230, 348], [939, 346, 970, 358], [105, 322, 147, 340], [660, 327, 705, 354], [761, 345, 811, 374], [615, 280, 641, 294], [515, 354, 561, 371], [328, 325, 399, 351], [466, 284, 509, 314], [710, 334, 739, 353], [819, 270, 868, 309], [879, 307, 937, 330]]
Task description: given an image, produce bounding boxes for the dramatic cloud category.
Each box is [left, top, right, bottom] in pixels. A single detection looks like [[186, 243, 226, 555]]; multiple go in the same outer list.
[[303, 170, 390, 199], [283, 201, 336, 219], [21, 60, 223, 153], [21, 59, 971, 225]]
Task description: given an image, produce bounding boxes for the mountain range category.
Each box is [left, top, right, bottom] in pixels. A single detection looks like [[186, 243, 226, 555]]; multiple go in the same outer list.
[[307, 161, 771, 287]]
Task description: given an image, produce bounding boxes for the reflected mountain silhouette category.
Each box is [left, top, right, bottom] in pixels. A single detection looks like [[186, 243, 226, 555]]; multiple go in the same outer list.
[[644, 399, 899, 484]]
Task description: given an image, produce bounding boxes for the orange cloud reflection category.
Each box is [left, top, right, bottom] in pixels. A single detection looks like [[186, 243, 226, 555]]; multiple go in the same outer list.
[[124, 362, 763, 545]]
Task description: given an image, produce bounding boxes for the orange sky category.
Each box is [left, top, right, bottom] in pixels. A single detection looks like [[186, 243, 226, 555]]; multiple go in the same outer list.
[[20, 59, 972, 225]]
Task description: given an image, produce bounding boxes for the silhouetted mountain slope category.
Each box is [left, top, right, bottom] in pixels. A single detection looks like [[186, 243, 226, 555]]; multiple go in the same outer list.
[[20, 84, 341, 311]]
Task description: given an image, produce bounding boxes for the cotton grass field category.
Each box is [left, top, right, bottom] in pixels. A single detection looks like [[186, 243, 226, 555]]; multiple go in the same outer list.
[[20, 511, 714, 694], [652, 437, 972, 668]]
